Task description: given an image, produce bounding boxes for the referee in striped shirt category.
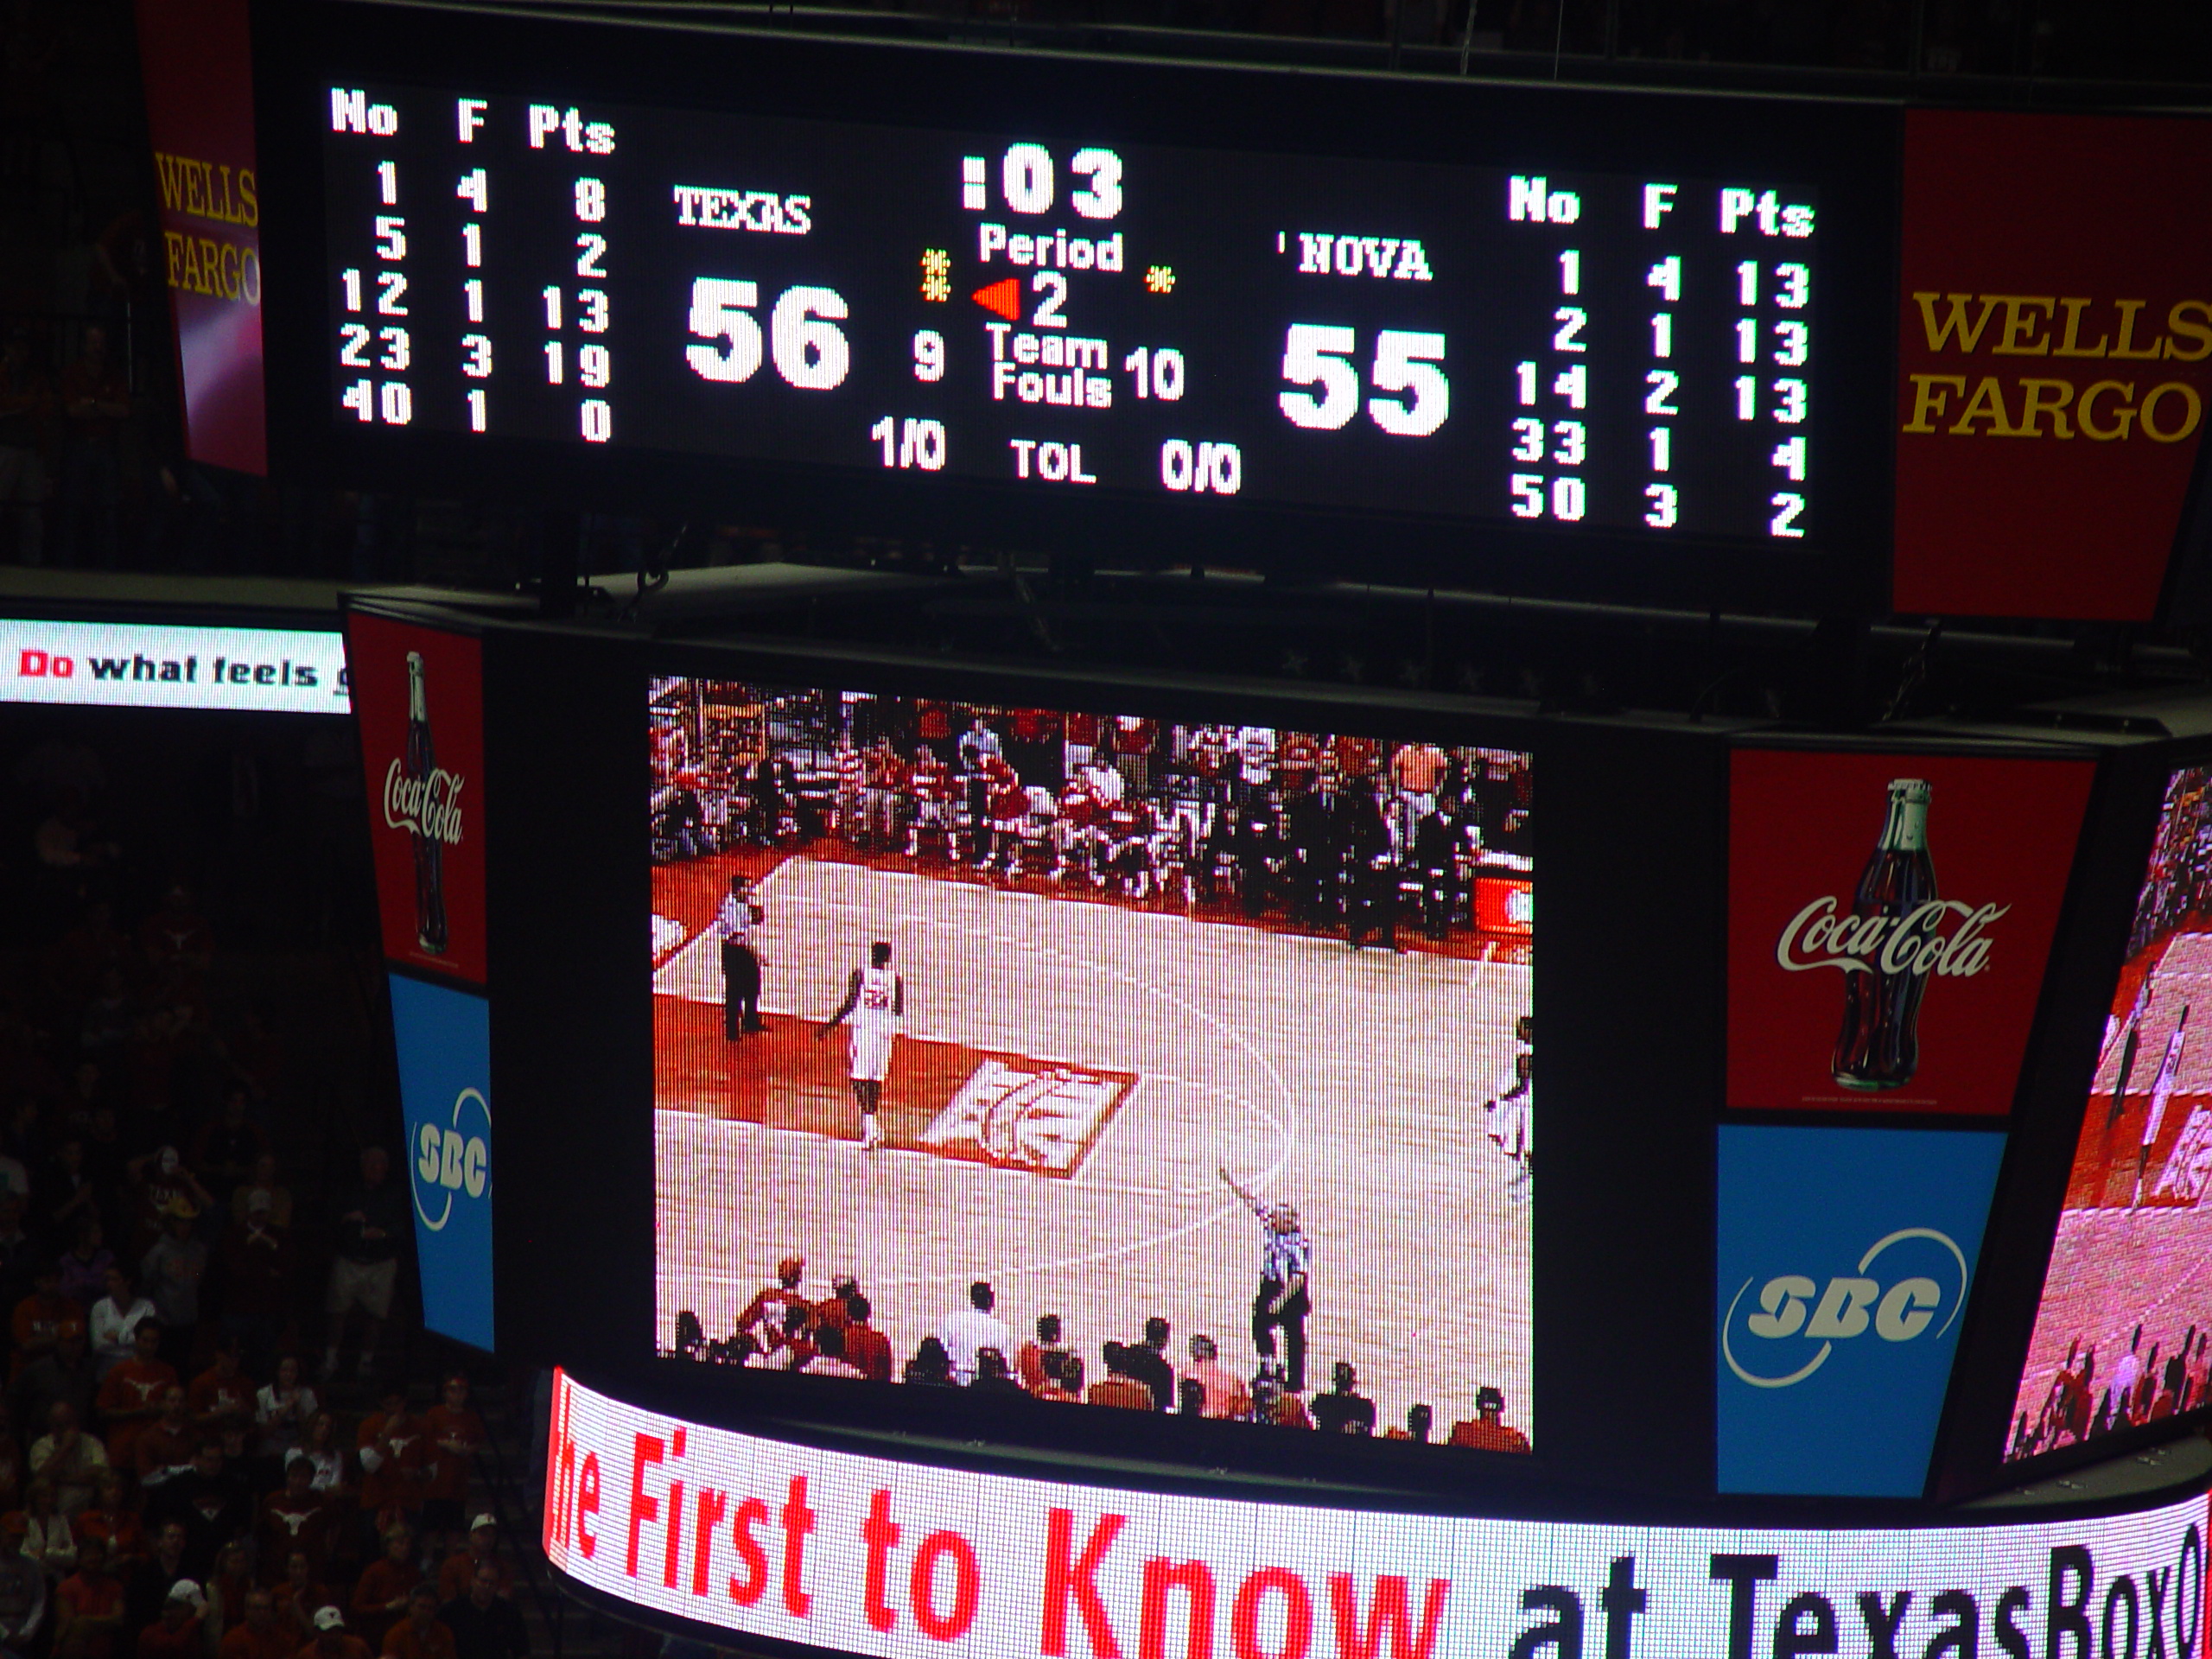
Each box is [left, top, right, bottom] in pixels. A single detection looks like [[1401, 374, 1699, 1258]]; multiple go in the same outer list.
[[1220, 1167, 1313, 1393], [715, 874, 765, 1040]]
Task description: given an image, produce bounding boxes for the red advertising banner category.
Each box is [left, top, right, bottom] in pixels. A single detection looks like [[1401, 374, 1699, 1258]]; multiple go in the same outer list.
[[347, 613, 486, 985], [1891, 110, 2212, 622], [135, 0, 267, 476], [1726, 750, 2092, 1116]]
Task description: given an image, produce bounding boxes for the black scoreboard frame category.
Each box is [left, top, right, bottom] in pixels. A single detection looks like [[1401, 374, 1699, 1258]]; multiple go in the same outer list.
[[477, 618, 1734, 1514], [264, 2, 1901, 615], [437, 595, 2212, 1513]]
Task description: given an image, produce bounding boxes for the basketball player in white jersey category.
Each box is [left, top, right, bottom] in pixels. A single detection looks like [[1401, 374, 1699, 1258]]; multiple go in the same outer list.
[[817, 940, 903, 1150]]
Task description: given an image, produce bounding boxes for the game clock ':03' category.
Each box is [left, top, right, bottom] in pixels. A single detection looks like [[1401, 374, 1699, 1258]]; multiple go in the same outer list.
[[321, 84, 1824, 544]]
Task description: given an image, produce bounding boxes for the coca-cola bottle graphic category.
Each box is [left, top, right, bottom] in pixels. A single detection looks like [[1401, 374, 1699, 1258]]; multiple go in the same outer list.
[[405, 651, 449, 957], [1833, 778, 1936, 1090]]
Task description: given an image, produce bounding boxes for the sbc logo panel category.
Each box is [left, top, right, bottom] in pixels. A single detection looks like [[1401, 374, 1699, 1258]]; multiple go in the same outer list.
[[1718, 1124, 2003, 1496], [391, 973, 493, 1349]]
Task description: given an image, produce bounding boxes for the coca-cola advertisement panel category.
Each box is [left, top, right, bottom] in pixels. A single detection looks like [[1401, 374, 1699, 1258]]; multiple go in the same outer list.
[[1727, 749, 2093, 1116], [348, 611, 486, 986], [2009, 762, 2212, 1464]]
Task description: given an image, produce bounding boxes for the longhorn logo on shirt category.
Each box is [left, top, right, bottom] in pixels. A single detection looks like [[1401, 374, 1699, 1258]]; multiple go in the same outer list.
[[1722, 1227, 1971, 1389]]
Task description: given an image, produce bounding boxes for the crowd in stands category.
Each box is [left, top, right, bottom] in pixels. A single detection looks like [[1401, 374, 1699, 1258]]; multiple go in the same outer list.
[[673, 1264, 1532, 1453], [0, 727, 533, 1659], [2012, 1323, 2212, 1461]]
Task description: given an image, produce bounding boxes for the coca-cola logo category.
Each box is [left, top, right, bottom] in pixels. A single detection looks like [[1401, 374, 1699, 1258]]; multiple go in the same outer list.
[[384, 758, 466, 846], [1776, 897, 2010, 979]]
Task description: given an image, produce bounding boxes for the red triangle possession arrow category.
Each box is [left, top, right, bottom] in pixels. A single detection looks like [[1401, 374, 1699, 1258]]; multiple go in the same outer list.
[[972, 277, 1021, 322]]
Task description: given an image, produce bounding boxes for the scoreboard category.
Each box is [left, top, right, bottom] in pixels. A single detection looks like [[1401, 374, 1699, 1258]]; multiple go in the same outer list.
[[265, 3, 1899, 598], [322, 86, 1824, 543]]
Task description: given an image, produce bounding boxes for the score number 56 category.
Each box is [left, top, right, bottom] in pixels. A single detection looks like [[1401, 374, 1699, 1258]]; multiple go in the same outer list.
[[1277, 325, 1447, 437]]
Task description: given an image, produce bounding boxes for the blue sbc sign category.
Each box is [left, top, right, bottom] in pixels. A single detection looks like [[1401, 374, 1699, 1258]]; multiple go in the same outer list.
[[390, 974, 493, 1350], [1717, 1125, 2004, 1497]]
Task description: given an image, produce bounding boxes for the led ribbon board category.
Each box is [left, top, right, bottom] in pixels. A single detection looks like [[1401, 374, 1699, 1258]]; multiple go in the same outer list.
[[546, 1370, 2208, 1659], [0, 619, 346, 713]]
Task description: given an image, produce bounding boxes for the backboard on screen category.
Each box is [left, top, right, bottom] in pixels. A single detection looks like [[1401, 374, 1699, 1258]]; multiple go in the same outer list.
[[645, 677, 1534, 1450], [2008, 761, 2212, 1463]]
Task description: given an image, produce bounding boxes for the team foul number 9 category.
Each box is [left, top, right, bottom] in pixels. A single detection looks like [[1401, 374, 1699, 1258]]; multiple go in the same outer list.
[[686, 278, 851, 391], [1278, 325, 1449, 437]]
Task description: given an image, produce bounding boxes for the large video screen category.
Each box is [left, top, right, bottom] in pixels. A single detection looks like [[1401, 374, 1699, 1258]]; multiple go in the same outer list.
[[648, 677, 1535, 1449], [2008, 762, 2212, 1461]]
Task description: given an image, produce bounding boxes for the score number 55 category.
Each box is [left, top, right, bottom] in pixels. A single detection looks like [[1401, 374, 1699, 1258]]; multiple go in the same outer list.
[[1278, 325, 1447, 437]]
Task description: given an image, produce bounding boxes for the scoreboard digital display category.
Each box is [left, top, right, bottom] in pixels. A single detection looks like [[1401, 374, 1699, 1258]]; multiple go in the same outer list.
[[317, 84, 1829, 546]]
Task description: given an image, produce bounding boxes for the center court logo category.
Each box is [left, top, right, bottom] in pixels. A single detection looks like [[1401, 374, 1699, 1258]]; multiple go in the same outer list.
[[1722, 1226, 1969, 1389], [412, 1085, 491, 1232]]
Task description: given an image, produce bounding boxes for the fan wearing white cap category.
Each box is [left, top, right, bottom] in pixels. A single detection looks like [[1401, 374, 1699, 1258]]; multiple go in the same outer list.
[[137, 1580, 206, 1659], [309, 1604, 371, 1659]]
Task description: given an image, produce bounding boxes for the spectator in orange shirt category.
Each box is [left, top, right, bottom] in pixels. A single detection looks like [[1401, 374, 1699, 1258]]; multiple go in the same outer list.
[[94, 1328, 175, 1468], [73, 1471, 143, 1570], [1084, 1345, 1155, 1411], [416, 1379, 482, 1561], [1016, 1317, 1068, 1396], [219, 1590, 294, 1659], [349, 1529, 419, 1652], [136, 1579, 204, 1659], [433, 1519, 507, 1606], [809, 1276, 857, 1336], [270, 1556, 330, 1647], [258, 1460, 330, 1581], [302, 1606, 370, 1659], [14, 1264, 84, 1381], [54, 1535, 125, 1659], [1033, 1351, 1083, 1403], [380, 1587, 452, 1659], [355, 1395, 429, 1534], [837, 1295, 891, 1384], [1178, 1335, 1250, 1421], [1446, 1387, 1531, 1454], [130, 1391, 194, 1491], [186, 1346, 254, 1468]]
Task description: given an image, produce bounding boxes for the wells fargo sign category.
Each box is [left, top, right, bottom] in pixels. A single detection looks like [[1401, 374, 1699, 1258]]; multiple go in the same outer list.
[[1891, 110, 2212, 622], [136, 0, 266, 474]]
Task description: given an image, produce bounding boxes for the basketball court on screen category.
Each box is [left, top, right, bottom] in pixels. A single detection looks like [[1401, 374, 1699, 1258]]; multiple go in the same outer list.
[[652, 850, 1533, 1435], [2012, 930, 2212, 1437]]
